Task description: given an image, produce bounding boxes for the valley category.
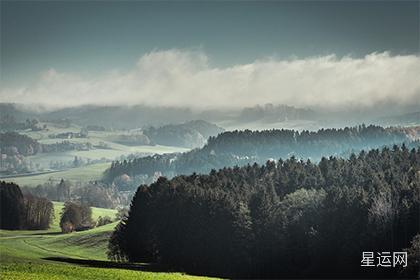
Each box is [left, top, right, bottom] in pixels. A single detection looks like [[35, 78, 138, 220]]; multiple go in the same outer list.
[[1, 2, 419, 278]]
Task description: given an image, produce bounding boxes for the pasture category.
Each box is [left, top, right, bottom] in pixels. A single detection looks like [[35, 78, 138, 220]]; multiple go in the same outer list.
[[2, 163, 111, 187], [0, 202, 215, 280]]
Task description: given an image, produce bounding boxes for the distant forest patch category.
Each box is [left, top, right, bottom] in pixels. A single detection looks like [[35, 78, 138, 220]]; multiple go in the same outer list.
[[104, 125, 419, 187]]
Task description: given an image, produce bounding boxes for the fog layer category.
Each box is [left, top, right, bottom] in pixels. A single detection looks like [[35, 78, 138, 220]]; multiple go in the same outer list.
[[1, 50, 419, 110]]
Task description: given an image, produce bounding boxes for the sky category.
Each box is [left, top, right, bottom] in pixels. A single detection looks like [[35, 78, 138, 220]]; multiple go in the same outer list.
[[1, 1, 419, 110]]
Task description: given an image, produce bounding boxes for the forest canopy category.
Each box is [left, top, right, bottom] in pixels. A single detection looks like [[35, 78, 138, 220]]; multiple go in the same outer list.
[[104, 125, 416, 186], [108, 145, 420, 278]]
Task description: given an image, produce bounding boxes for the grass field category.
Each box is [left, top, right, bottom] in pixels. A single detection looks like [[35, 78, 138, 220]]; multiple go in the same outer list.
[[3, 163, 111, 187], [51, 202, 118, 227], [29, 142, 188, 165], [0, 202, 215, 280]]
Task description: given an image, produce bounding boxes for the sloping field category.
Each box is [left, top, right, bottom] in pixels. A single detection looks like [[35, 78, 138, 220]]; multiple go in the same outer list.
[[0, 203, 215, 280], [2, 163, 110, 187]]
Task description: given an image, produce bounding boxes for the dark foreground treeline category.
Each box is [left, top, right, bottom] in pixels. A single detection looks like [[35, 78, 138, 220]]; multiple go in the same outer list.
[[0, 181, 116, 232], [104, 125, 414, 185], [108, 145, 420, 278], [0, 181, 53, 230]]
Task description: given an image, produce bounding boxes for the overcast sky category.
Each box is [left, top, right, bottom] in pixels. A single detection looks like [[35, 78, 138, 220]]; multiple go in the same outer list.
[[1, 1, 419, 110]]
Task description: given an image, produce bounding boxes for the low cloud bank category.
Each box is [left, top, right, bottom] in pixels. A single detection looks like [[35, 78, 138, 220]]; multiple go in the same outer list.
[[1, 50, 419, 110]]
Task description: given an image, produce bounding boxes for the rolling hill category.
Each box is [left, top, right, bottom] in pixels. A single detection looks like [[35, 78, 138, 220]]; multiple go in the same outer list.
[[0, 202, 215, 280]]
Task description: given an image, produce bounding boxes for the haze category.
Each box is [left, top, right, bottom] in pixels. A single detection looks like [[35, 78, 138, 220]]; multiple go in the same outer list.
[[1, 1, 419, 113]]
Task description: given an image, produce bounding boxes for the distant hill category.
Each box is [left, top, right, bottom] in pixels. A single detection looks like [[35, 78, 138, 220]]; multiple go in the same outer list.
[[0, 103, 319, 129], [238, 103, 316, 122], [143, 120, 225, 148], [375, 111, 420, 127], [104, 124, 418, 185], [107, 120, 224, 148], [41, 105, 198, 129], [0, 103, 35, 121], [2, 102, 419, 132], [0, 103, 197, 129], [0, 103, 225, 148]]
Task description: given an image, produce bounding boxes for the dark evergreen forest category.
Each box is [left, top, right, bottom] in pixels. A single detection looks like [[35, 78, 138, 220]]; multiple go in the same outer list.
[[108, 145, 420, 278], [0, 181, 54, 230]]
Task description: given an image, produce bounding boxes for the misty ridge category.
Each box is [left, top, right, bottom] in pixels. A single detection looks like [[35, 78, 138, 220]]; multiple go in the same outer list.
[[102, 124, 420, 188], [1, 102, 419, 133]]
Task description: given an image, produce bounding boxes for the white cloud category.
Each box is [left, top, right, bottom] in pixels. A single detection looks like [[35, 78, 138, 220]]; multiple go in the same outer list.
[[1, 50, 419, 110]]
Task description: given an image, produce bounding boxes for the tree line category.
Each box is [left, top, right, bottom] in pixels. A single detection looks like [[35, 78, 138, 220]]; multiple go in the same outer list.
[[104, 125, 415, 186], [1, 181, 118, 233], [108, 145, 419, 278], [21, 179, 130, 209], [0, 132, 95, 156], [1, 181, 53, 230]]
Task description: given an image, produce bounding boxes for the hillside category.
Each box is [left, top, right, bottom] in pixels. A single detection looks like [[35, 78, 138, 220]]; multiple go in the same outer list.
[[143, 120, 224, 148], [0, 202, 214, 280], [0, 103, 209, 130], [104, 124, 418, 185], [376, 111, 420, 127], [110, 145, 420, 278], [3, 162, 111, 187]]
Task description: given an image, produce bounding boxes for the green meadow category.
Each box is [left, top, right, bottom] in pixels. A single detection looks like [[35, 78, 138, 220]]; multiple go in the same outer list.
[[0, 202, 216, 280], [3, 163, 111, 187]]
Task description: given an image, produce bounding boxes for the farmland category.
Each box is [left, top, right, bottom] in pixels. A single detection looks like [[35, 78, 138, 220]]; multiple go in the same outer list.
[[3, 163, 110, 187], [1, 122, 189, 187]]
